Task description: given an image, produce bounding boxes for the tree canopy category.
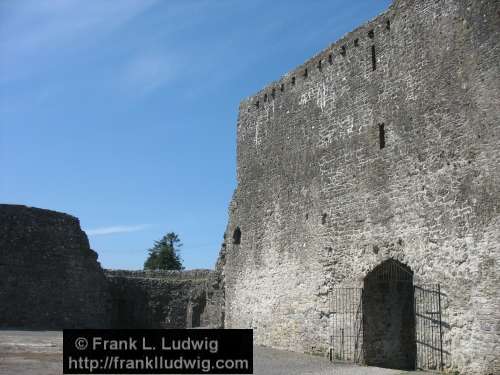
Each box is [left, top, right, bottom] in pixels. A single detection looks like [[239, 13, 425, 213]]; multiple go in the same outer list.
[[144, 232, 184, 270]]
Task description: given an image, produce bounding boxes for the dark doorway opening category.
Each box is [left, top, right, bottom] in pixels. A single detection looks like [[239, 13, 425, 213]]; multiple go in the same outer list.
[[191, 297, 206, 328], [362, 259, 416, 370], [232, 227, 241, 245]]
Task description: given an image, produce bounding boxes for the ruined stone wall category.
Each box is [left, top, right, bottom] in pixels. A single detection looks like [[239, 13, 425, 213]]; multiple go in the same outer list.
[[0, 204, 224, 330], [0, 203, 224, 330], [200, 244, 226, 329], [105, 269, 213, 329], [0, 204, 110, 329], [222, 0, 500, 374]]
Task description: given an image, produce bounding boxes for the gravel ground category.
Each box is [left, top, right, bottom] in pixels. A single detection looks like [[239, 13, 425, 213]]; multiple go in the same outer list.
[[0, 331, 433, 375], [0, 330, 62, 375]]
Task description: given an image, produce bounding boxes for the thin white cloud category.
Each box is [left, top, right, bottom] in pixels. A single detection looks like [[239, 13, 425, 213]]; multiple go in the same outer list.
[[0, 0, 159, 81], [85, 224, 149, 236], [119, 53, 178, 95]]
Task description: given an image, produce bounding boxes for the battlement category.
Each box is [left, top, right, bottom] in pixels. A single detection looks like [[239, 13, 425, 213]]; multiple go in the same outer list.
[[241, 3, 393, 112]]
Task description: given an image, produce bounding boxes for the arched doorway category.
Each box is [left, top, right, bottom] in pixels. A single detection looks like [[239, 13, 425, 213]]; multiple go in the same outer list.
[[329, 259, 444, 371], [362, 259, 416, 370]]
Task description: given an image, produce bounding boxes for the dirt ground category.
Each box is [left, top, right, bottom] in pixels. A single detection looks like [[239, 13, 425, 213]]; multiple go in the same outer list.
[[0, 331, 434, 375]]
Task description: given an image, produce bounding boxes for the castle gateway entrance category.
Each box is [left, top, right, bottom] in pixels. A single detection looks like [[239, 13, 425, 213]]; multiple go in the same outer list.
[[329, 259, 444, 371], [363, 260, 416, 369]]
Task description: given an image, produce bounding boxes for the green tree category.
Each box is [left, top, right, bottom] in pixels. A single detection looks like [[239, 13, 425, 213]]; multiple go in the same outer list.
[[144, 232, 184, 270]]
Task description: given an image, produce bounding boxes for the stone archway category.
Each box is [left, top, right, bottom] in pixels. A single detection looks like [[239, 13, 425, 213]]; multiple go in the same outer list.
[[362, 259, 416, 370]]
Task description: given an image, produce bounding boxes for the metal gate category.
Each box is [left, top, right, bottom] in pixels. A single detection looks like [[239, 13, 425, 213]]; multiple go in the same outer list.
[[329, 287, 364, 363], [414, 284, 444, 371], [329, 283, 444, 371]]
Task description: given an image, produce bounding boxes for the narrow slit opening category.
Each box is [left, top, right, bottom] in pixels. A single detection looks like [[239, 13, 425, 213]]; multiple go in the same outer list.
[[379, 123, 385, 149], [371, 45, 377, 71]]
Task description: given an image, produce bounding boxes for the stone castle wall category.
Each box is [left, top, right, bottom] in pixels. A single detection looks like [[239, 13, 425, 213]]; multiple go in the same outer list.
[[0, 204, 111, 329], [0, 205, 223, 330], [105, 269, 215, 329], [221, 0, 499, 374], [202, 244, 226, 329]]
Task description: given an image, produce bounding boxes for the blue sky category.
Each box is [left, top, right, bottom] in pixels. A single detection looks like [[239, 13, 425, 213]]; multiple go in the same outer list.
[[0, 0, 391, 270]]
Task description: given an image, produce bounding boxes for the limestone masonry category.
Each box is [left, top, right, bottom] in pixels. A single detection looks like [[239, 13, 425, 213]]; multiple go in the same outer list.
[[0, 204, 110, 329], [0, 204, 222, 330], [219, 0, 499, 374], [1, 1, 499, 374], [106, 269, 220, 329]]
